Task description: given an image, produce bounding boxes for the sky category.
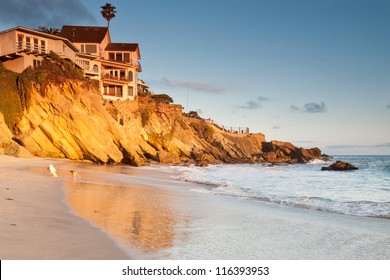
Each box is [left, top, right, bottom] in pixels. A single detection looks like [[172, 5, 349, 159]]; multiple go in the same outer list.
[[0, 0, 389, 155]]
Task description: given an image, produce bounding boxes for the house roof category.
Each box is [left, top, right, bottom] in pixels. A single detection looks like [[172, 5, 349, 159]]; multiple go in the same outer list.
[[59, 25, 110, 43], [105, 43, 141, 58], [105, 43, 138, 52]]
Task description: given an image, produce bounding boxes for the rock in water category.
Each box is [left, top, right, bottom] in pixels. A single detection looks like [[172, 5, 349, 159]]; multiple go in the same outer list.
[[321, 161, 358, 171]]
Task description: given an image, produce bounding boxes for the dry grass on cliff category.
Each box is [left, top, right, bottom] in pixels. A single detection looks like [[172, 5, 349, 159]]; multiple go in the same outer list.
[[189, 120, 214, 141]]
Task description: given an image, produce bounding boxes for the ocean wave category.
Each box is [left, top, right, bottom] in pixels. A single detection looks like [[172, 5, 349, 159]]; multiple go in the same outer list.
[[170, 158, 390, 219], [307, 159, 330, 165], [383, 164, 390, 173], [253, 196, 390, 219]]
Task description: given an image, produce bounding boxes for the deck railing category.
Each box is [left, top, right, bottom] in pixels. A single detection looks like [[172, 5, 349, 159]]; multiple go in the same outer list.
[[16, 41, 47, 55], [206, 119, 250, 134]]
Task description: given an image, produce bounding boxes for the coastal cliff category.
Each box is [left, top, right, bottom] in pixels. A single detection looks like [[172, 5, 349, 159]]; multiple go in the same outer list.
[[1, 78, 327, 166]]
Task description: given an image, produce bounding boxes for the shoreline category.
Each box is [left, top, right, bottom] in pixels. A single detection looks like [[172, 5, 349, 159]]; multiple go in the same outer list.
[[1, 156, 390, 259]]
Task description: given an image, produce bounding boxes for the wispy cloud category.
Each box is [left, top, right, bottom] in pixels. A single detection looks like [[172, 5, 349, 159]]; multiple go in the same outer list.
[[237, 96, 272, 110], [291, 102, 327, 113], [238, 100, 261, 110], [0, 0, 96, 28], [326, 143, 390, 149], [272, 125, 281, 130], [386, 104, 390, 109], [148, 77, 228, 94]]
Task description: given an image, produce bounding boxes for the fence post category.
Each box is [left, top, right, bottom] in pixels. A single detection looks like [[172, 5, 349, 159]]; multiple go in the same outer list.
[[246, 127, 249, 134]]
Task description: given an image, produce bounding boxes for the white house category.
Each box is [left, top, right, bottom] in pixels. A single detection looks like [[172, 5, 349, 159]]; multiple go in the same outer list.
[[0, 25, 142, 101]]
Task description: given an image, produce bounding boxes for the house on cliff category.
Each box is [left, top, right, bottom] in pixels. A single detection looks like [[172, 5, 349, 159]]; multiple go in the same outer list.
[[0, 25, 142, 100]]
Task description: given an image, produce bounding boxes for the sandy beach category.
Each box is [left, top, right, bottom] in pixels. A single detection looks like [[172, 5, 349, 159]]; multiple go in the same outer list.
[[1, 155, 390, 260], [0, 156, 128, 259]]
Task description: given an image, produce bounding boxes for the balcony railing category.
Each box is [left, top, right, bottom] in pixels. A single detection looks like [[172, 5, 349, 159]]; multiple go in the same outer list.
[[103, 74, 130, 82], [16, 41, 47, 55], [104, 58, 142, 71]]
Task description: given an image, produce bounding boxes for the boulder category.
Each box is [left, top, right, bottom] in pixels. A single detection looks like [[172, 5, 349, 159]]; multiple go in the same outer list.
[[0, 112, 33, 158], [321, 161, 358, 171], [157, 150, 181, 164]]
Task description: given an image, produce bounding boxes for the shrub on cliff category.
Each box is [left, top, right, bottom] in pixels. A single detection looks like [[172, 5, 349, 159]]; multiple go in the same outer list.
[[16, 51, 87, 104], [150, 94, 174, 104], [0, 63, 23, 131], [190, 121, 214, 141]]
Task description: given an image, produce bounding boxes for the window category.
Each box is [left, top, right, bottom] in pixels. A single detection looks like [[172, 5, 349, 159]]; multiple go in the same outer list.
[[128, 71, 134, 82], [40, 40, 46, 54], [92, 64, 99, 73], [85, 44, 97, 54], [116, 53, 123, 62], [120, 70, 126, 80], [26, 37, 31, 51], [109, 52, 115, 61], [34, 38, 39, 52], [81, 45, 84, 53], [33, 59, 41, 69], [116, 86, 123, 97], [109, 86, 116, 96], [124, 53, 130, 63], [17, 34, 23, 50], [128, 86, 134, 96]]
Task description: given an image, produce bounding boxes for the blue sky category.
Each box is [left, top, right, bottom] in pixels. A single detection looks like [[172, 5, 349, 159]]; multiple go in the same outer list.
[[0, 0, 389, 155]]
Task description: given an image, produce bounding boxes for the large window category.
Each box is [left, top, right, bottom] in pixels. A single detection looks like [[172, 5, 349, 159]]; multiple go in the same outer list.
[[103, 84, 123, 97], [108, 52, 131, 63], [85, 44, 97, 54]]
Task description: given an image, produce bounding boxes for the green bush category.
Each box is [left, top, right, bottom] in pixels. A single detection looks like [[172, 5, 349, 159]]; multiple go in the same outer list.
[[150, 93, 174, 104], [0, 64, 23, 131]]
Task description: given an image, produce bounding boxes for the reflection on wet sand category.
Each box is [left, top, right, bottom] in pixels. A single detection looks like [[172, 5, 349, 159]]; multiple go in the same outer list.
[[64, 178, 177, 257]]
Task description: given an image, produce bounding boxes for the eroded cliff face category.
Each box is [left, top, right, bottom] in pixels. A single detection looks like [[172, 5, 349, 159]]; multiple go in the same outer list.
[[11, 81, 327, 166], [0, 112, 32, 158]]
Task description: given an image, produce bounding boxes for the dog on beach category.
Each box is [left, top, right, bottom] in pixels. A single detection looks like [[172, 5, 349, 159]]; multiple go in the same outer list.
[[70, 170, 78, 178], [48, 164, 57, 177]]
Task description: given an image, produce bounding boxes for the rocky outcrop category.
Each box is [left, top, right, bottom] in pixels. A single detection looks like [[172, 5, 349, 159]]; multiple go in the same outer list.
[[321, 161, 358, 171], [14, 82, 143, 165], [260, 140, 327, 164], [2, 80, 328, 166], [0, 112, 33, 158]]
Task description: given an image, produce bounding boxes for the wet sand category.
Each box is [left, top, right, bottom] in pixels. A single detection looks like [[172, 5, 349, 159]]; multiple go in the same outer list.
[[1, 155, 390, 259]]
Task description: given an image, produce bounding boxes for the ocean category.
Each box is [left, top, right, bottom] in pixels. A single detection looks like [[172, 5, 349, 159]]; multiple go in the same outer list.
[[169, 156, 390, 219], [59, 155, 390, 259]]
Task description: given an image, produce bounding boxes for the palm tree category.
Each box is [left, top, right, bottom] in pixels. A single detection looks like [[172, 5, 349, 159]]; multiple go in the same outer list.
[[101, 3, 117, 28], [38, 26, 60, 35]]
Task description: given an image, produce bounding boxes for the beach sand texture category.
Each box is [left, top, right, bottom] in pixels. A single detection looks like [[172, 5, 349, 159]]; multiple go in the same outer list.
[[1, 155, 390, 259], [0, 156, 128, 259]]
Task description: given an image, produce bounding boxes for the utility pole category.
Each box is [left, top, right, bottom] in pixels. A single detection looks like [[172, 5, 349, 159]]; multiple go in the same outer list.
[[186, 81, 189, 113]]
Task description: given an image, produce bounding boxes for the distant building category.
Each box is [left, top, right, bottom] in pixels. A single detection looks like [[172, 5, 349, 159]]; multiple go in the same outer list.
[[0, 25, 143, 100]]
